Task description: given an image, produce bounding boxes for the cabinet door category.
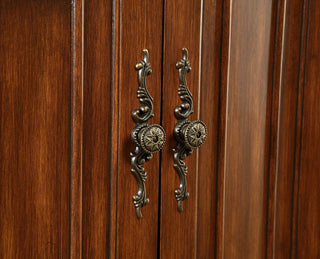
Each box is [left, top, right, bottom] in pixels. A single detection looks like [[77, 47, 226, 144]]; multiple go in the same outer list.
[[107, 0, 164, 258], [74, 0, 164, 257], [0, 1, 71, 257], [157, 0, 320, 258], [1, 0, 319, 258], [159, 0, 271, 258]]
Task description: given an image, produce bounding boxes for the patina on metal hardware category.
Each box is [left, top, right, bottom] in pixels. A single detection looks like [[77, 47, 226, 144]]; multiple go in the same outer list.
[[173, 48, 207, 212], [131, 49, 165, 219]]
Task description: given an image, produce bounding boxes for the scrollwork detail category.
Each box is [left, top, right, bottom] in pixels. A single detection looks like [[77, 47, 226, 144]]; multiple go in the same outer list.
[[173, 48, 207, 212], [174, 48, 193, 120], [130, 49, 165, 219], [132, 49, 154, 123], [173, 48, 193, 212]]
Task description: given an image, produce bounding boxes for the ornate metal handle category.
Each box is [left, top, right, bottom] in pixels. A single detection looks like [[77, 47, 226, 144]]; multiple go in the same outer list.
[[130, 49, 166, 219], [173, 48, 207, 212]]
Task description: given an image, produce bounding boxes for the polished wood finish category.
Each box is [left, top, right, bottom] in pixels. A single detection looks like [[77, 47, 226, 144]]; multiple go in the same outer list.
[[215, 1, 232, 258], [273, 0, 320, 257], [221, 0, 273, 258], [295, 2, 320, 256], [109, 1, 120, 258], [114, 1, 164, 258], [295, 1, 320, 256], [197, 0, 223, 257], [81, 0, 113, 257], [0, 1, 71, 257], [70, 0, 84, 257], [159, 1, 202, 258], [273, 0, 307, 257], [263, 0, 286, 257], [1, 0, 320, 258]]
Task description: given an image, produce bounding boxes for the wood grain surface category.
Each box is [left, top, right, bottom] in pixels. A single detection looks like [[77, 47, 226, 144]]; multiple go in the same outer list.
[[81, 0, 113, 258], [0, 0, 319, 258], [215, 0, 232, 258], [295, 2, 320, 256], [70, 0, 83, 257], [197, 0, 223, 258], [273, 0, 320, 257], [159, 1, 202, 258], [262, 0, 286, 257], [221, 0, 273, 258], [115, 0, 164, 258], [271, 0, 320, 258], [271, 0, 306, 257], [0, 0, 71, 257]]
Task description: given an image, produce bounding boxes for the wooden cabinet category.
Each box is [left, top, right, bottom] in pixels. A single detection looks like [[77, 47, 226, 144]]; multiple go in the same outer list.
[[0, 0, 319, 258]]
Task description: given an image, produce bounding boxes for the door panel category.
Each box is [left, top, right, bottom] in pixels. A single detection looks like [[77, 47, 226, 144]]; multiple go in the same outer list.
[[0, 1, 71, 257], [295, 1, 320, 256], [82, 0, 113, 257], [272, 0, 306, 256], [274, 0, 320, 257], [197, 0, 223, 257], [115, 0, 164, 258], [160, 1, 202, 258], [221, 0, 273, 258]]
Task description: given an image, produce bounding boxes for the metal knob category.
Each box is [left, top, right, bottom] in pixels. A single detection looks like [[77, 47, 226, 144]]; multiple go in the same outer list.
[[139, 124, 165, 154], [173, 48, 207, 212], [182, 120, 207, 149], [130, 49, 166, 219]]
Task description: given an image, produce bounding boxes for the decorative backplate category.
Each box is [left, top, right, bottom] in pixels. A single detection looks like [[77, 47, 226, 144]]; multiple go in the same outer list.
[[173, 48, 207, 212], [130, 49, 165, 219]]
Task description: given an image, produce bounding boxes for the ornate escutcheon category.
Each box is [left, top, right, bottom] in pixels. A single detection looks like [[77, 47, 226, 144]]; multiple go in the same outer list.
[[130, 49, 165, 219], [173, 48, 207, 212]]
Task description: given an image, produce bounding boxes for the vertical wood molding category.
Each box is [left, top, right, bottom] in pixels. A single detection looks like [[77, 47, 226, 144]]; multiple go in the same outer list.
[[215, 0, 231, 258], [290, 0, 309, 257], [70, 0, 84, 258], [272, 0, 310, 257], [292, 0, 320, 257], [288, 0, 309, 256], [109, 0, 121, 257], [81, 0, 113, 257], [220, 0, 273, 257], [263, 0, 286, 258], [196, 0, 225, 258]]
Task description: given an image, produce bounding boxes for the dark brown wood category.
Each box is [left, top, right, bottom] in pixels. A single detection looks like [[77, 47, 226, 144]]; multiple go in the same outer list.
[[215, 0, 231, 258], [0, 0, 71, 257], [109, 0, 121, 258], [196, 0, 223, 258], [260, 0, 320, 257], [159, 1, 202, 258], [295, 2, 320, 256], [263, 0, 286, 257], [81, 0, 113, 258], [1, 1, 320, 258], [272, 0, 308, 257], [294, 2, 320, 256], [273, 0, 320, 257], [115, 0, 164, 258], [221, 0, 273, 258], [70, 0, 84, 258]]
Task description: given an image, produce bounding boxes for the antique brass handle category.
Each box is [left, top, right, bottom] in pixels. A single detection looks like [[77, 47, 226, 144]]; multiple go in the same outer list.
[[131, 49, 165, 219], [173, 48, 207, 212]]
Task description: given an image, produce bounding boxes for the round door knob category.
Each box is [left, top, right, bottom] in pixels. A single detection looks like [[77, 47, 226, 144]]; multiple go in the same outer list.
[[183, 120, 207, 149], [139, 124, 166, 154]]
